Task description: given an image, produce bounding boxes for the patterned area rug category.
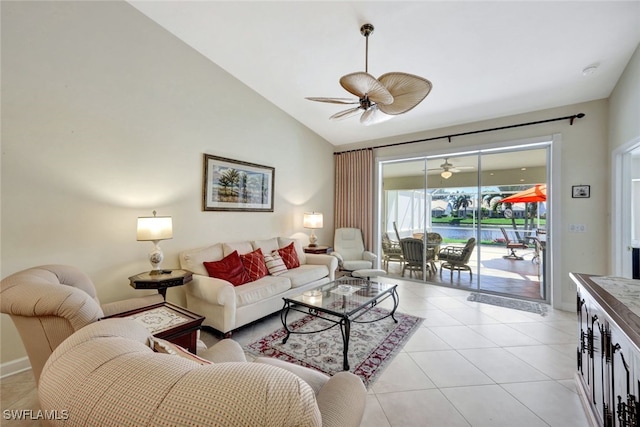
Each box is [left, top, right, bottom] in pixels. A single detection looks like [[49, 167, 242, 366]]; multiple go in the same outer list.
[[245, 307, 423, 388], [467, 292, 548, 316]]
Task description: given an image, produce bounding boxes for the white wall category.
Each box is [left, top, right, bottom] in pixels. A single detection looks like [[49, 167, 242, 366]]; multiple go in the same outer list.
[[609, 43, 640, 151], [1, 2, 334, 365]]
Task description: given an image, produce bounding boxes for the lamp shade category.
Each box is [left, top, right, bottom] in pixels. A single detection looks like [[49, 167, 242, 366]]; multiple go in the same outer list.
[[137, 216, 173, 241], [303, 212, 323, 229], [441, 170, 453, 179]]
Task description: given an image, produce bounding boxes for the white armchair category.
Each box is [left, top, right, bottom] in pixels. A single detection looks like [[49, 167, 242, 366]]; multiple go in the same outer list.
[[331, 228, 377, 271]]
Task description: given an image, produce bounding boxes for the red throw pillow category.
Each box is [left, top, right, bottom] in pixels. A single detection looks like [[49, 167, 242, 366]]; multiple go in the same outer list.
[[240, 248, 268, 281], [203, 250, 250, 286], [278, 242, 300, 269]]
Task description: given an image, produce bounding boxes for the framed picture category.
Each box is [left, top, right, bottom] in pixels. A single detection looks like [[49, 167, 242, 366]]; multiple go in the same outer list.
[[202, 154, 274, 212], [572, 185, 590, 199]]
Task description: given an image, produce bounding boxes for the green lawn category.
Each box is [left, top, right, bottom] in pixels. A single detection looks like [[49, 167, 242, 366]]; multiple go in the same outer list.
[[431, 217, 545, 226]]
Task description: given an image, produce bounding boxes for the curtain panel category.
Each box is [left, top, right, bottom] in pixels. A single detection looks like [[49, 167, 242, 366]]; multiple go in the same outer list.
[[334, 148, 374, 250]]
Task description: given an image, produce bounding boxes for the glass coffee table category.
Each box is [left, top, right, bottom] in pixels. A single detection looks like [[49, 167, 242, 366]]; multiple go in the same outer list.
[[280, 277, 399, 370]]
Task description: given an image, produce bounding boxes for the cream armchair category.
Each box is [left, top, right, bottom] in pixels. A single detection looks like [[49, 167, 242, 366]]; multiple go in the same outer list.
[[0, 264, 163, 383], [331, 228, 377, 272], [39, 318, 367, 427]]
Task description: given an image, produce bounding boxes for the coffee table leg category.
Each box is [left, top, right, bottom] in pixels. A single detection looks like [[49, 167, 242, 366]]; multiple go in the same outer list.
[[390, 288, 399, 323], [281, 300, 292, 344], [340, 318, 351, 371]]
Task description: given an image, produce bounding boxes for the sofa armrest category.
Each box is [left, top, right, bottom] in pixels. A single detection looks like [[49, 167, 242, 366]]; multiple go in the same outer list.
[[185, 274, 235, 306], [363, 251, 377, 262], [329, 251, 344, 270], [305, 254, 339, 281], [316, 371, 367, 427]]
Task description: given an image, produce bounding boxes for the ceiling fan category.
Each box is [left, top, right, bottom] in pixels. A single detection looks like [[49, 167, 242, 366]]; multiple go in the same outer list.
[[428, 158, 474, 179], [306, 23, 432, 126]]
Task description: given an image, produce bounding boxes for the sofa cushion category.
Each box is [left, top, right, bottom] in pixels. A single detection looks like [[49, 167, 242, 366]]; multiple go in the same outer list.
[[264, 251, 288, 276], [234, 276, 291, 307], [278, 237, 307, 265], [252, 237, 280, 255], [278, 242, 300, 269], [240, 248, 268, 281], [281, 264, 329, 288], [223, 241, 254, 256], [204, 251, 251, 286], [180, 244, 224, 276]]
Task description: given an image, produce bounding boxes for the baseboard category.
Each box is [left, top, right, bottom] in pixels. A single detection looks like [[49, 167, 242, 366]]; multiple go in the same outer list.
[[575, 372, 599, 427], [0, 356, 31, 379]]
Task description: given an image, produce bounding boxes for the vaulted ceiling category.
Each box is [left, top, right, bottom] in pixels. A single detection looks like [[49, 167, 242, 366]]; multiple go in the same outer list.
[[129, 1, 640, 147]]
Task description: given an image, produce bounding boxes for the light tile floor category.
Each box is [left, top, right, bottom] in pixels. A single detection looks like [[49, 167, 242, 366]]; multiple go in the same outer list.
[[1, 277, 587, 427]]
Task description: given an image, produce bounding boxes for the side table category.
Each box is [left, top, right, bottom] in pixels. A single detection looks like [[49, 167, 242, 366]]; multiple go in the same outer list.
[[303, 245, 331, 254], [129, 269, 192, 300], [105, 302, 204, 354]]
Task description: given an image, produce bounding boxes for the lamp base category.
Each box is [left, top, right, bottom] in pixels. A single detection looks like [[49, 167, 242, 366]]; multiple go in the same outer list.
[[148, 242, 164, 272], [308, 230, 318, 247]]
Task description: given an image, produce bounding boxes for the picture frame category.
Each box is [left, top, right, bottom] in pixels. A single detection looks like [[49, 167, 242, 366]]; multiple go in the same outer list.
[[572, 185, 590, 199], [202, 154, 274, 212]]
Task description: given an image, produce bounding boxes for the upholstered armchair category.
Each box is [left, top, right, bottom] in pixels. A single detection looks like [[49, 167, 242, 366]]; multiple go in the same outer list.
[[381, 232, 403, 271], [39, 319, 367, 427], [0, 264, 163, 383], [331, 228, 377, 272]]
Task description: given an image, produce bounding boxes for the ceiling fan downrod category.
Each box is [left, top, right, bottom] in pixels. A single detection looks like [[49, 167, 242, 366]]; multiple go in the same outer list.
[[360, 23, 374, 74]]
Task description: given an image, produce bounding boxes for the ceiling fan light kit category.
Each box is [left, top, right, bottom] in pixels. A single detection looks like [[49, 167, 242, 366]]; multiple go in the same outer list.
[[306, 23, 432, 126]]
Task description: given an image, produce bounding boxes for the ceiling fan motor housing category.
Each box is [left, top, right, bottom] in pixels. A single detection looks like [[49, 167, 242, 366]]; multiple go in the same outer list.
[[360, 23, 374, 37]]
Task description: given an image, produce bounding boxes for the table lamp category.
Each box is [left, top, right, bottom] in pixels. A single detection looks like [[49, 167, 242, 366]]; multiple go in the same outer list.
[[137, 210, 173, 274], [303, 212, 323, 247]]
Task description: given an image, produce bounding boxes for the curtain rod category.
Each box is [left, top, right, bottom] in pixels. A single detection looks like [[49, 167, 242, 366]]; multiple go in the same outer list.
[[334, 112, 585, 155]]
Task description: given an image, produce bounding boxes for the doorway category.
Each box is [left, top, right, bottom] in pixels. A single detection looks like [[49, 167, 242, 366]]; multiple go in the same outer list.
[[380, 144, 549, 302]]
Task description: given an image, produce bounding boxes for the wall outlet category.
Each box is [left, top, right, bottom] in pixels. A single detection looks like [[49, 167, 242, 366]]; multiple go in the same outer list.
[[569, 224, 587, 233]]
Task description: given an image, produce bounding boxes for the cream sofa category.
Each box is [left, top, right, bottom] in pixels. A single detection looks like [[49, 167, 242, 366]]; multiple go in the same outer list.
[[180, 237, 338, 335], [38, 318, 366, 427]]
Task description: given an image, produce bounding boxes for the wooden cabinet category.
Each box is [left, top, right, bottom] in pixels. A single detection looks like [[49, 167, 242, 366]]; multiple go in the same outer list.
[[572, 273, 640, 426]]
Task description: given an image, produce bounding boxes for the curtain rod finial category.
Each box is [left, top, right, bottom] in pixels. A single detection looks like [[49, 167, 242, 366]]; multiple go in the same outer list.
[[570, 113, 586, 125]]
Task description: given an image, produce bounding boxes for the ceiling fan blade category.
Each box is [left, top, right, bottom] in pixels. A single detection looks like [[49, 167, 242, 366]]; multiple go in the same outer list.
[[329, 106, 362, 121], [360, 105, 394, 126], [305, 97, 359, 105], [339, 72, 394, 104], [377, 72, 432, 115]]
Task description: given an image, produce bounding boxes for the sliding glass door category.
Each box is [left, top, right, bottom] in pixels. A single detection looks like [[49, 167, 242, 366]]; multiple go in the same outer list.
[[380, 144, 549, 302]]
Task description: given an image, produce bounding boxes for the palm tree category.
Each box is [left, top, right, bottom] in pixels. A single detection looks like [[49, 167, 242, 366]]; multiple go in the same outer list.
[[453, 194, 472, 218]]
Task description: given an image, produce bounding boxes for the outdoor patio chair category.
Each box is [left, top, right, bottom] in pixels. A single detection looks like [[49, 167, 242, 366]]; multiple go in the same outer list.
[[438, 237, 476, 280], [500, 227, 528, 260], [400, 238, 428, 278], [382, 232, 404, 271], [425, 232, 443, 271], [392, 221, 402, 242]]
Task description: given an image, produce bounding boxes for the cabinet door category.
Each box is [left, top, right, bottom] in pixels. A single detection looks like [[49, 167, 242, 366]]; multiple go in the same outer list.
[[609, 325, 639, 427]]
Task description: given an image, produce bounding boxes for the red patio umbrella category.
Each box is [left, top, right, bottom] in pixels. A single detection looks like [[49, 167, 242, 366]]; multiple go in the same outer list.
[[501, 184, 547, 231], [501, 184, 546, 203]]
